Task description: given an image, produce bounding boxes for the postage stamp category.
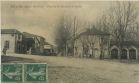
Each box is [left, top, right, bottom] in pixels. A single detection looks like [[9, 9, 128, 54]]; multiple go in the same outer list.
[[1, 63, 48, 82], [24, 63, 48, 82], [1, 63, 23, 82]]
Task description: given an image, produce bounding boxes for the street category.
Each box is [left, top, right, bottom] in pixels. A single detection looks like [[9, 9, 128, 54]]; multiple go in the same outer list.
[[2, 54, 139, 83]]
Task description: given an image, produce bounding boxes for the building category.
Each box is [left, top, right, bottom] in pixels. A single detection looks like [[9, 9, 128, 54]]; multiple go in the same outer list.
[[1, 29, 23, 54], [22, 32, 45, 55], [110, 41, 139, 60], [43, 42, 56, 55], [1, 29, 46, 55], [68, 28, 110, 59]]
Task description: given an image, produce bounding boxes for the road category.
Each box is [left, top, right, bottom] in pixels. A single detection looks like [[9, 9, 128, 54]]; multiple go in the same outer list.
[[2, 54, 139, 83]]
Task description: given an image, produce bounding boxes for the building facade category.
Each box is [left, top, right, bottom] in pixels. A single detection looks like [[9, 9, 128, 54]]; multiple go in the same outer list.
[[110, 41, 139, 60], [43, 42, 55, 55], [1, 29, 23, 54], [1, 29, 46, 55], [22, 32, 45, 55], [68, 28, 110, 59]]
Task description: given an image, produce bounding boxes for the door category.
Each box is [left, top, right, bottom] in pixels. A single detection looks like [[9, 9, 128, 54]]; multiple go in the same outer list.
[[111, 49, 118, 59], [121, 49, 127, 59], [129, 49, 136, 59]]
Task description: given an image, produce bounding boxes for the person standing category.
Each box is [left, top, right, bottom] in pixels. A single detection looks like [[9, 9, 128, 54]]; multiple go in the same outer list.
[[2, 46, 7, 56], [89, 48, 92, 58]]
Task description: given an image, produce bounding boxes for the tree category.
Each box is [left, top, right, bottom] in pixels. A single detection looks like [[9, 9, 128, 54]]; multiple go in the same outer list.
[[55, 15, 79, 56], [55, 15, 71, 55], [86, 25, 96, 58], [95, 13, 111, 59], [78, 33, 89, 57], [105, 1, 138, 59]]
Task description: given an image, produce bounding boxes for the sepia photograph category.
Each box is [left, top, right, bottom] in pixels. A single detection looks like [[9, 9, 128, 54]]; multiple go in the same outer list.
[[1, 0, 139, 83]]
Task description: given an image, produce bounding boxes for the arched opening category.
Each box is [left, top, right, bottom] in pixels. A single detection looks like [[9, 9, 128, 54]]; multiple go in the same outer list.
[[121, 49, 127, 59], [111, 48, 118, 59], [129, 49, 136, 59]]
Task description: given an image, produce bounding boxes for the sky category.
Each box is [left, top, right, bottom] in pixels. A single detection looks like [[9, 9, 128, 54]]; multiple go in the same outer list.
[[1, 1, 139, 45]]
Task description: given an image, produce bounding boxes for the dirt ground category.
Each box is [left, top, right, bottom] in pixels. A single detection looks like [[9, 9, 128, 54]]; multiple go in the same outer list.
[[2, 54, 139, 83]]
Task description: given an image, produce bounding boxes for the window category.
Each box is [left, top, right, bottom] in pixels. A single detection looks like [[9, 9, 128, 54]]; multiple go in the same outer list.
[[4, 41, 10, 49], [111, 49, 118, 59], [129, 49, 136, 59]]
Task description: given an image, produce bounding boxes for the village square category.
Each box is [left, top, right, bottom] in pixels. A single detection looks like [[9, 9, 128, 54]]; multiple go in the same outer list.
[[1, 1, 139, 83]]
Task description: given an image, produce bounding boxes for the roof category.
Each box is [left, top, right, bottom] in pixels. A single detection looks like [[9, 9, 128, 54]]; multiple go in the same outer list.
[[75, 28, 110, 40], [110, 41, 139, 48], [44, 42, 54, 49], [22, 32, 35, 38], [1, 29, 21, 34], [44, 42, 49, 45], [44, 42, 54, 46], [85, 28, 110, 35], [22, 32, 45, 39], [1, 29, 45, 39]]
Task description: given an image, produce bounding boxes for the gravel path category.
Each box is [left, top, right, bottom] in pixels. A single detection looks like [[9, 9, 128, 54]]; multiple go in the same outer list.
[[2, 54, 139, 83]]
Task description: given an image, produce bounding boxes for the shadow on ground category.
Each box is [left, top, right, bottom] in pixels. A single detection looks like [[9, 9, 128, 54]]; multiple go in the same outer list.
[[1, 55, 39, 63], [105, 59, 139, 64]]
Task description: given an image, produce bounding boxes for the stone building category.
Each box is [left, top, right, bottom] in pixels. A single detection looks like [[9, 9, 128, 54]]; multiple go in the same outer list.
[[110, 41, 139, 60], [69, 28, 110, 59], [1, 29, 23, 54], [1, 29, 46, 55], [43, 42, 55, 55]]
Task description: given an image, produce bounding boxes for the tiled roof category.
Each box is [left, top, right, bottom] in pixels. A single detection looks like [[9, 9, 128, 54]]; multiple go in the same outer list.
[[22, 32, 35, 38], [22, 32, 45, 39], [84, 28, 110, 35], [110, 41, 139, 47], [75, 28, 110, 40], [1, 29, 21, 34]]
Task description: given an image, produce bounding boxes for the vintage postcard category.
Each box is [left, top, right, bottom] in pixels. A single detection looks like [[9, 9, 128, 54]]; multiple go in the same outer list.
[[1, 0, 139, 83]]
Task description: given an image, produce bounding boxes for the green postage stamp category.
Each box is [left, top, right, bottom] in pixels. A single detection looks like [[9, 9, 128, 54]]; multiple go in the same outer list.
[[1, 63, 23, 82], [24, 63, 48, 82], [1, 63, 48, 82]]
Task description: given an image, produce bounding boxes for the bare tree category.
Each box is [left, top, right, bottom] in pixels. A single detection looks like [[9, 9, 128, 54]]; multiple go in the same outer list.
[[105, 1, 138, 59], [55, 15, 71, 56], [55, 15, 79, 56], [78, 34, 89, 57], [86, 25, 96, 58], [95, 13, 111, 59]]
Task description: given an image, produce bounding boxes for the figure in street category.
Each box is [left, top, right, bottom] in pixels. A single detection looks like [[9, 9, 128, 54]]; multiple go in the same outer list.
[[2, 46, 7, 56]]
